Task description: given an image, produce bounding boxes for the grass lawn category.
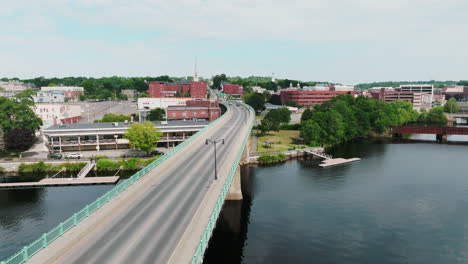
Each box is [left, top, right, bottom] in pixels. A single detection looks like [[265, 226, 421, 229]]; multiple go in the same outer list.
[[256, 130, 305, 153]]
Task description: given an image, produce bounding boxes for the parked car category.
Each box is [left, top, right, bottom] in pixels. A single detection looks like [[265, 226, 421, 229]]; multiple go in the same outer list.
[[47, 152, 62, 159], [67, 153, 83, 159], [150, 150, 164, 156]]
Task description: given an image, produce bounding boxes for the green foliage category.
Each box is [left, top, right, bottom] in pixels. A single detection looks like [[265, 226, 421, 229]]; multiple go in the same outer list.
[[95, 157, 159, 171], [5, 127, 35, 151], [95, 113, 132, 123], [257, 153, 288, 164], [245, 93, 266, 113], [299, 95, 420, 146], [426, 107, 447, 123], [301, 108, 313, 122], [0, 95, 42, 132], [444, 98, 459, 113], [123, 122, 163, 154], [279, 123, 301, 130], [258, 118, 280, 135], [264, 108, 291, 124], [212, 74, 227, 90], [18, 162, 86, 173], [148, 108, 165, 121]]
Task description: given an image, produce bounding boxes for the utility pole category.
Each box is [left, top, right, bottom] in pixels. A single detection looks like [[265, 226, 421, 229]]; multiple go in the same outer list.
[[205, 139, 224, 180]]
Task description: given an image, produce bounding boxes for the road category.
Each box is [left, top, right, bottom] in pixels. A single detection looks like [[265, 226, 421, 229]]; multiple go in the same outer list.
[[27, 104, 250, 264]]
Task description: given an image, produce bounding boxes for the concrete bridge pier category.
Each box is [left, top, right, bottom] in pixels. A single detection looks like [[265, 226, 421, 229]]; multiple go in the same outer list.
[[226, 136, 251, 201]]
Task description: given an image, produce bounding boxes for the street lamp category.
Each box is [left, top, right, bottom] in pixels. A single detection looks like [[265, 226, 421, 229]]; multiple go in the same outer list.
[[205, 139, 224, 180]]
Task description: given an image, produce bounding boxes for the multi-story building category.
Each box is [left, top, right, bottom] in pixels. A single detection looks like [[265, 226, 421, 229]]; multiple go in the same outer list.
[[379, 89, 432, 110], [0, 81, 35, 98], [280, 90, 354, 107], [33, 91, 65, 103], [400, 84, 434, 102], [41, 86, 84, 101], [222, 82, 243, 96], [148, 80, 207, 99], [34, 104, 82, 128], [167, 100, 221, 122]]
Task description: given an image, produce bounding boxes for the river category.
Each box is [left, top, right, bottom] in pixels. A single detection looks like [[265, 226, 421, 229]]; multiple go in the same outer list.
[[1, 138, 467, 263], [204, 137, 468, 264]]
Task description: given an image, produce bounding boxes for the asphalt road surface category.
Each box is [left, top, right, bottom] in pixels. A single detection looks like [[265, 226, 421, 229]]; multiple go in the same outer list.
[[28, 104, 250, 264]]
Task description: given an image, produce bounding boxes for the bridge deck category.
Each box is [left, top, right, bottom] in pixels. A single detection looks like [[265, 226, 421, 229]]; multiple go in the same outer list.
[[0, 176, 119, 189], [392, 125, 468, 135]]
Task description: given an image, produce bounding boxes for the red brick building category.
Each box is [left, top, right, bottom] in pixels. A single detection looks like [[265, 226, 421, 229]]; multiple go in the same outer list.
[[148, 80, 207, 99], [280, 90, 354, 107], [167, 100, 221, 122], [222, 82, 243, 95]]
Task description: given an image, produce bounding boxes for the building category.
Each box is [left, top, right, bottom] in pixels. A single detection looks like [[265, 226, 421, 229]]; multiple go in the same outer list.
[[33, 91, 65, 103], [379, 89, 432, 110], [0, 81, 35, 98], [34, 104, 82, 128], [138, 97, 191, 121], [222, 82, 243, 96], [333, 85, 355, 92], [167, 100, 221, 122], [122, 89, 136, 100], [41, 86, 84, 101], [400, 84, 434, 102], [280, 90, 354, 107], [148, 80, 207, 99], [42, 121, 210, 151], [252, 86, 266, 94]]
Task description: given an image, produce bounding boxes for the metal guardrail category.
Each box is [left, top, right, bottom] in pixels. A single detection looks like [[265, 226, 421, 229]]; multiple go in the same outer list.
[[0, 104, 230, 264], [191, 101, 255, 264]]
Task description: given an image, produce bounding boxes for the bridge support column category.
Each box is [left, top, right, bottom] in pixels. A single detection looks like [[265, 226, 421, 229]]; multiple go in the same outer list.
[[226, 166, 243, 200], [392, 133, 402, 138]]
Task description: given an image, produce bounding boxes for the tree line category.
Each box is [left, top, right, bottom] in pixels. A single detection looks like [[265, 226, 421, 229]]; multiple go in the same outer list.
[[299, 95, 448, 147]]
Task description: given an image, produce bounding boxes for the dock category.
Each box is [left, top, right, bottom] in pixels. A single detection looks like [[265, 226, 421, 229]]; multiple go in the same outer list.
[[0, 176, 120, 189], [319, 158, 361, 167], [304, 149, 360, 167]]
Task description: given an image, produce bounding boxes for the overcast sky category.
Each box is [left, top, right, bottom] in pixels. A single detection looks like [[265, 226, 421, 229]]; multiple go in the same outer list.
[[1, 0, 468, 84]]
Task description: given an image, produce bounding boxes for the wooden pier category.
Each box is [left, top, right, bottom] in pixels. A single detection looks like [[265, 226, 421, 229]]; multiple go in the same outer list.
[[0, 176, 120, 189]]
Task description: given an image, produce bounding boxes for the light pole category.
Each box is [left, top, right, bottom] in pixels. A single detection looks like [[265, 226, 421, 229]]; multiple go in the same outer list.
[[205, 139, 224, 180]]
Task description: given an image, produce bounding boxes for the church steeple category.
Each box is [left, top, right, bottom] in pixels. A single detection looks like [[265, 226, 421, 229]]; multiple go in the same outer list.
[[194, 57, 199, 82]]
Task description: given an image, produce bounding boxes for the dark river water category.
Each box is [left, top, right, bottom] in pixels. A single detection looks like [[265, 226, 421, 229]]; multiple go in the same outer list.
[[1, 137, 468, 263], [204, 137, 468, 264]]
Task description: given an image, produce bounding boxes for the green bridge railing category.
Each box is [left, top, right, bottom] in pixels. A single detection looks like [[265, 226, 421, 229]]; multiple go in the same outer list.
[[1, 103, 234, 264], [191, 101, 254, 264]]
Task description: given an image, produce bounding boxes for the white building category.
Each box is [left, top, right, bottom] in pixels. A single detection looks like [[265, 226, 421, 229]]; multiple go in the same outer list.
[[33, 91, 65, 103], [34, 104, 82, 128], [0, 81, 35, 98], [334, 85, 355, 91], [252, 86, 267, 94], [138, 97, 191, 121], [41, 86, 84, 101]]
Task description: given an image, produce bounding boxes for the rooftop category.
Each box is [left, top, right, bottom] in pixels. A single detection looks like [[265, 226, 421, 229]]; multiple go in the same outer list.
[[44, 120, 210, 131]]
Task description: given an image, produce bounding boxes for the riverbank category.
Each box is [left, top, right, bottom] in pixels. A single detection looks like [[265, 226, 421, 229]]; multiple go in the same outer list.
[[247, 147, 324, 165]]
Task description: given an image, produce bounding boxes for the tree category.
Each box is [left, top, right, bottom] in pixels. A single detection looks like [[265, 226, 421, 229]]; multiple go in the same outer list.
[[258, 118, 280, 135], [269, 94, 281, 105], [301, 108, 313, 122], [444, 98, 459, 113], [148, 108, 165, 121], [5, 127, 35, 151], [0, 95, 42, 133], [245, 93, 266, 113], [94, 113, 132, 123], [427, 107, 447, 124], [123, 122, 163, 155], [418, 108, 428, 122], [212, 74, 227, 90], [265, 108, 291, 124]]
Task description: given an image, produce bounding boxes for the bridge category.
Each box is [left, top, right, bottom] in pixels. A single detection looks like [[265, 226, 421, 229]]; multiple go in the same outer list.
[[391, 125, 468, 142], [2, 102, 254, 264]]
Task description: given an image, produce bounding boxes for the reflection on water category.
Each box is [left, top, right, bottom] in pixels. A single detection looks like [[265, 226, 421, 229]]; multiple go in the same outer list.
[[204, 138, 468, 264], [0, 185, 113, 259]]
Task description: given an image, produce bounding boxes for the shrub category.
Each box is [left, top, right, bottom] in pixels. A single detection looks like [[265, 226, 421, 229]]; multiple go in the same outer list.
[[257, 154, 288, 165], [96, 159, 121, 171]]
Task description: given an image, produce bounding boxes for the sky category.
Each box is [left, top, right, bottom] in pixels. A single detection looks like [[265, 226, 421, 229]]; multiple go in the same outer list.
[[1, 0, 468, 84]]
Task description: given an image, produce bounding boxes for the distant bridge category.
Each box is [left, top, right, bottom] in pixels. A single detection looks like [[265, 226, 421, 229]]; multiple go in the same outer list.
[[391, 125, 468, 142]]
